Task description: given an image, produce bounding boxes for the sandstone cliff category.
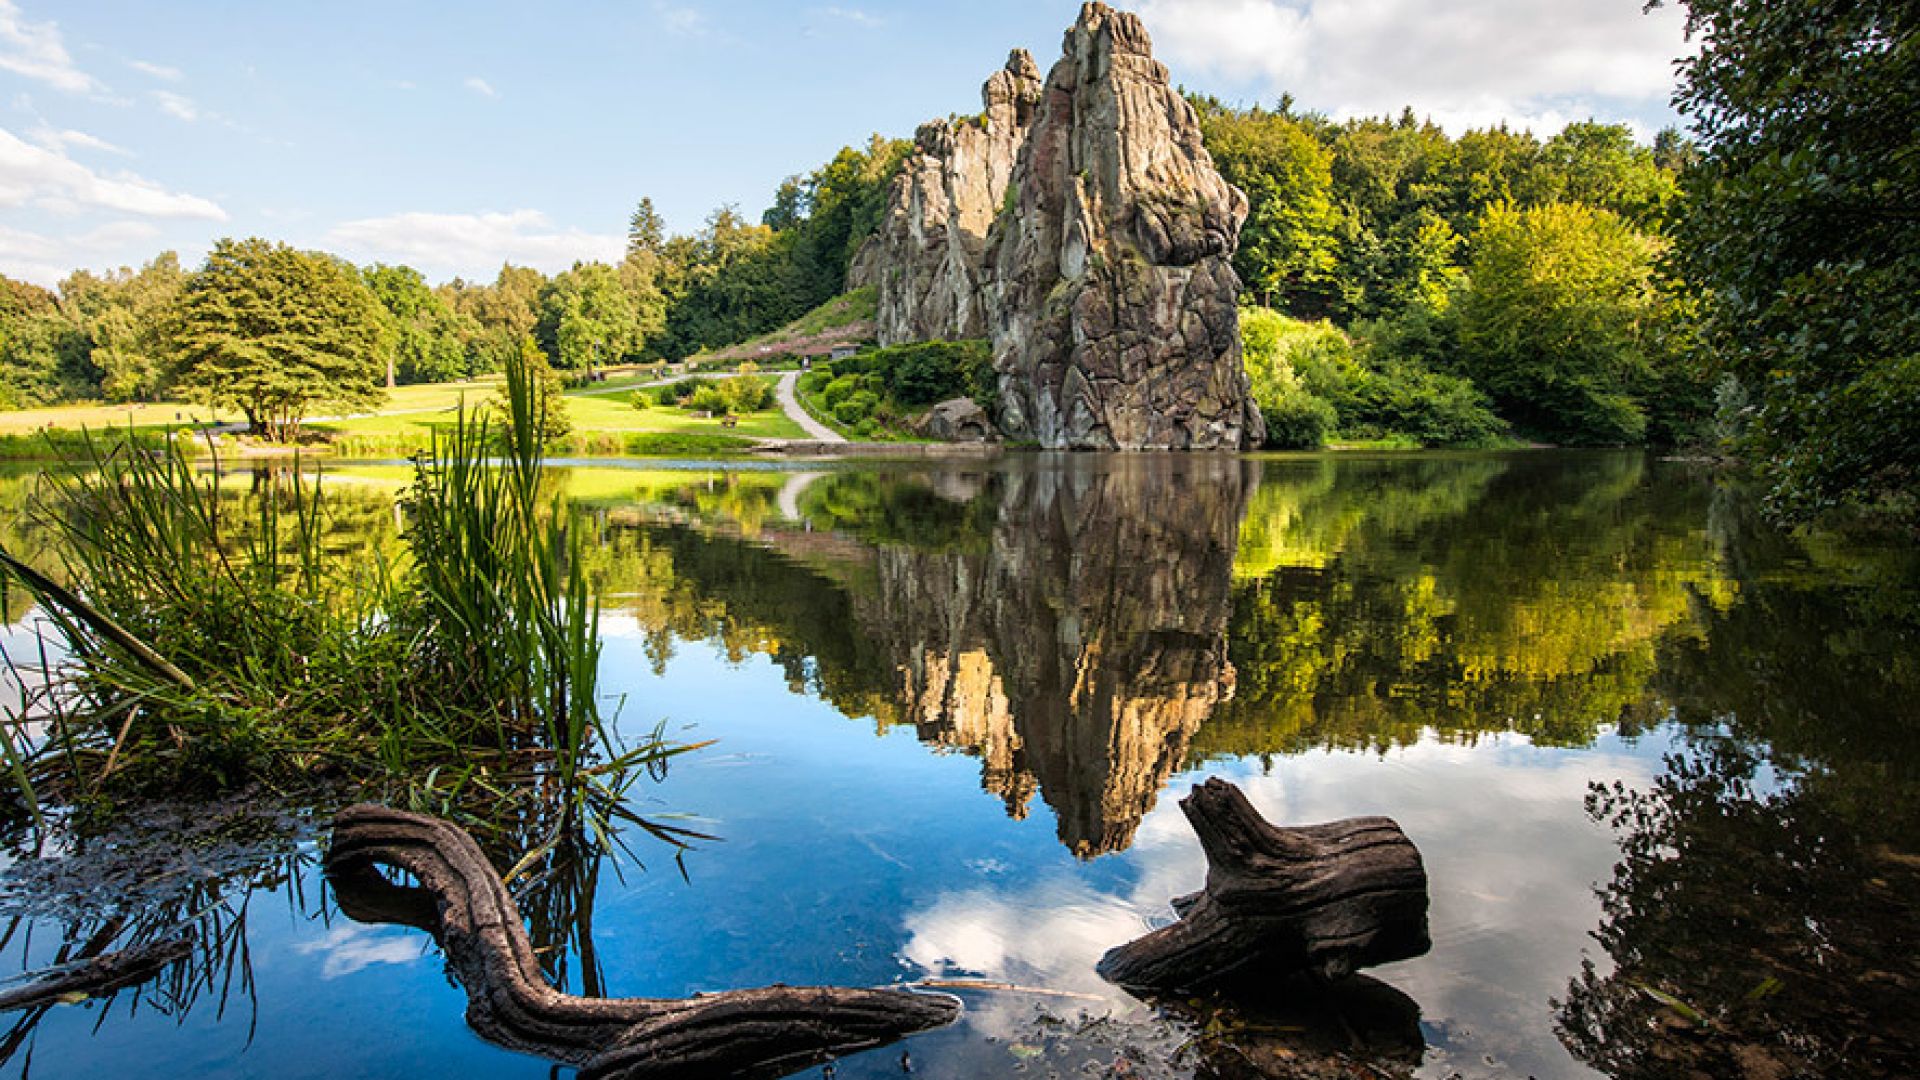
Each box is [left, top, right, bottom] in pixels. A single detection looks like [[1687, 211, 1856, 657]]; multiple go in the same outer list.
[[851, 51, 1041, 343], [858, 3, 1264, 450]]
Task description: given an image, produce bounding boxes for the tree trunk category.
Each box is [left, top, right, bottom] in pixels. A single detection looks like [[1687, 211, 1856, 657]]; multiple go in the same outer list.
[[325, 804, 958, 1080], [1096, 777, 1430, 993]]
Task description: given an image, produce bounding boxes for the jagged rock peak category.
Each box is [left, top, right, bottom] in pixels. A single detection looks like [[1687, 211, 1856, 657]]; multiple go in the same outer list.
[[989, 2, 1261, 449], [858, 4, 1263, 449], [855, 48, 1042, 344]]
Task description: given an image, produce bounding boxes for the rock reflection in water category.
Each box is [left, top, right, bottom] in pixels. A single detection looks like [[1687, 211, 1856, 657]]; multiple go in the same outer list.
[[866, 455, 1249, 857]]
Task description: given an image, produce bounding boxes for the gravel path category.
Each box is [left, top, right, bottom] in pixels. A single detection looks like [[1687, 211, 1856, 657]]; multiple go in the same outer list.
[[776, 371, 846, 443]]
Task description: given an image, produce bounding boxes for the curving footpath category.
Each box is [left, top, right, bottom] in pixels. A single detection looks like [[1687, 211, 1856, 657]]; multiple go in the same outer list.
[[775, 371, 846, 443]]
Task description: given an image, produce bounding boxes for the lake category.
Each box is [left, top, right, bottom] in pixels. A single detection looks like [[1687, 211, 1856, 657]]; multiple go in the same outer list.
[[2, 450, 1915, 1078]]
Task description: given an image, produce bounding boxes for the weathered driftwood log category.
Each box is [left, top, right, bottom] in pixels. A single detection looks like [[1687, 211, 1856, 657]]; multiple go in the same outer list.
[[1097, 778, 1429, 992], [0, 936, 191, 1012], [324, 804, 958, 1080]]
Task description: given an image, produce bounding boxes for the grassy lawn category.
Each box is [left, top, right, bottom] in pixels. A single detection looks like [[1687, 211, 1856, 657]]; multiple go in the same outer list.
[[3, 371, 804, 459], [0, 400, 235, 435], [312, 384, 805, 444]]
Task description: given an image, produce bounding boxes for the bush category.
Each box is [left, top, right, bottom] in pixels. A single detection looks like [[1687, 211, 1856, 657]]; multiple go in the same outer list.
[[1262, 383, 1339, 449], [797, 369, 831, 394], [820, 375, 861, 410], [1244, 306, 1507, 447], [630, 391, 649, 410], [686, 386, 729, 414], [722, 375, 773, 413], [834, 390, 880, 426]]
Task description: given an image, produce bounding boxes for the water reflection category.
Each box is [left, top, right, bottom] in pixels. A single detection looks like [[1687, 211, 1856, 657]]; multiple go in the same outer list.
[[1, 453, 1915, 1080], [583, 453, 1743, 855]]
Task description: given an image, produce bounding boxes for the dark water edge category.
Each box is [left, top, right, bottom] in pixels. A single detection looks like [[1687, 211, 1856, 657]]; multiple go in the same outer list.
[[1, 450, 1915, 1079]]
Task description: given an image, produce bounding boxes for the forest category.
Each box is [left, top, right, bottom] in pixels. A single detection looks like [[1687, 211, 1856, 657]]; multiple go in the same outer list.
[[0, 0, 1911, 523]]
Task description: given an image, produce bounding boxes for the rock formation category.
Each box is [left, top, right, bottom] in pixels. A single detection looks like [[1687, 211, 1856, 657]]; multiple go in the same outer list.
[[856, 4, 1264, 450], [852, 51, 1042, 343]]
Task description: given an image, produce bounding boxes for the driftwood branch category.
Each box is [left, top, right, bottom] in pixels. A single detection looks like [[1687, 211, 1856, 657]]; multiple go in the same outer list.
[[324, 804, 958, 1080], [0, 937, 191, 1012], [1097, 778, 1430, 992]]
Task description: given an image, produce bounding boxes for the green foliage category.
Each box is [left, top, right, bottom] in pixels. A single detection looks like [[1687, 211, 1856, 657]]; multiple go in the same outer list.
[[1453, 203, 1673, 444], [57, 254, 186, 401], [834, 389, 880, 426], [1243, 307, 1505, 447], [0, 308, 94, 408], [495, 337, 570, 440], [1668, 0, 1920, 519], [0, 346, 697, 844], [686, 386, 729, 414], [721, 374, 774, 413], [828, 339, 994, 409], [363, 263, 469, 385], [168, 238, 387, 442], [658, 207, 815, 357], [534, 260, 660, 371], [1195, 101, 1343, 315], [1240, 308, 1337, 448]]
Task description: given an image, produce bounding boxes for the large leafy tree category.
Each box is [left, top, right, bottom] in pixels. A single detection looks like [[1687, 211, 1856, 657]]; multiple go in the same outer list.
[[363, 263, 468, 385], [1667, 0, 1919, 519], [58, 253, 186, 402], [534, 261, 650, 372], [168, 238, 386, 442], [1196, 101, 1343, 315], [1453, 202, 1671, 444]]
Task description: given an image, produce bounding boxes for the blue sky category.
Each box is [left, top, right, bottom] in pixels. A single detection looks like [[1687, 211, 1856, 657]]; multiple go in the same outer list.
[[0, 0, 1691, 286]]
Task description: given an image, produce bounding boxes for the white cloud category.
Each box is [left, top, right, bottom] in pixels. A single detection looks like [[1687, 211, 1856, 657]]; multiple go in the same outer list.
[[291, 923, 427, 980], [127, 59, 183, 82], [462, 75, 496, 99], [325, 209, 624, 278], [28, 124, 128, 156], [654, 2, 707, 37], [1135, 0, 1691, 134], [150, 89, 198, 121], [0, 0, 102, 95], [0, 219, 161, 285], [814, 6, 882, 27], [0, 125, 226, 220]]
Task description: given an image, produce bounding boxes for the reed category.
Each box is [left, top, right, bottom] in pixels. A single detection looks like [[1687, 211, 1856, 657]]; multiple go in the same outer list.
[[0, 346, 703, 854]]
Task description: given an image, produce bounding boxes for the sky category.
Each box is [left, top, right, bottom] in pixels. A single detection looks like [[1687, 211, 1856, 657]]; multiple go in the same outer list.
[[0, 0, 1693, 288]]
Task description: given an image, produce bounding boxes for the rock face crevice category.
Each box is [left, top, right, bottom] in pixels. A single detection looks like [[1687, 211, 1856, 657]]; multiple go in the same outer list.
[[854, 3, 1263, 450], [854, 50, 1042, 344]]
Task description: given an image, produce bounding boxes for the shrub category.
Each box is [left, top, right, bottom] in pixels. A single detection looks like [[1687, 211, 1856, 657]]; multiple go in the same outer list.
[[630, 391, 649, 410], [820, 375, 861, 410], [1244, 305, 1506, 447], [686, 386, 729, 414], [722, 375, 773, 413], [1262, 383, 1339, 449], [834, 390, 880, 426]]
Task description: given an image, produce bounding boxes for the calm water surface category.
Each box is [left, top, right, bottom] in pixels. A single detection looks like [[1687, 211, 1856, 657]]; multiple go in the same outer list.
[[1, 451, 1914, 1078]]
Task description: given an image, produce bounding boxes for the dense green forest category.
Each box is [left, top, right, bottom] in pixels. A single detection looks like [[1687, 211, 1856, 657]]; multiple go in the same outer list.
[[0, 0, 1910, 521]]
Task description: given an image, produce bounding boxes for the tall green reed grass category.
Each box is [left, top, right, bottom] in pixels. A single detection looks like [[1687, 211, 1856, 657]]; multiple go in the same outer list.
[[0, 347, 706, 857]]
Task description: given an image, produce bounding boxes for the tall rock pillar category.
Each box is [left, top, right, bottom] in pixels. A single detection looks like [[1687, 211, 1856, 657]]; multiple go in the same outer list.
[[986, 3, 1264, 449]]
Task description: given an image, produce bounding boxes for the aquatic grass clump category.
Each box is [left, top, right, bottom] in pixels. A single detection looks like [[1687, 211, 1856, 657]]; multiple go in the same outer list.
[[0, 347, 703, 854]]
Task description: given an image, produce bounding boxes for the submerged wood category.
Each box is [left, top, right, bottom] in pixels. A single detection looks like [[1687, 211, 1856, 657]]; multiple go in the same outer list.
[[1096, 777, 1430, 992], [324, 804, 959, 1080], [0, 936, 191, 1012]]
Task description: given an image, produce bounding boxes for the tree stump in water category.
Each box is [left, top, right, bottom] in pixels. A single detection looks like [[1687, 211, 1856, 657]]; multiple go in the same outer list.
[[325, 804, 958, 1080], [1097, 777, 1430, 992]]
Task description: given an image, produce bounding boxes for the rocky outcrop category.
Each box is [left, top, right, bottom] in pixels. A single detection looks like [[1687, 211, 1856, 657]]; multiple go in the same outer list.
[[851, 51, 1042, 343], [858, 4, 1264, 450], [913, 397, 996, 442]]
